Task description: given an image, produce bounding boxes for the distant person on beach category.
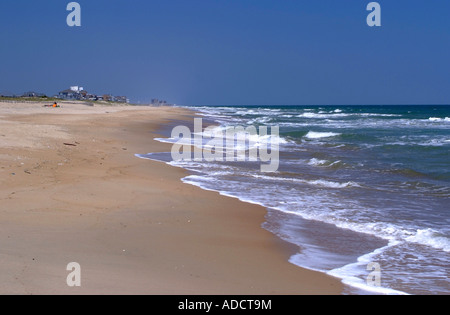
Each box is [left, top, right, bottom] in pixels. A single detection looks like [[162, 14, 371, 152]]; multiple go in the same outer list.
[[44, 102, 60, 108]]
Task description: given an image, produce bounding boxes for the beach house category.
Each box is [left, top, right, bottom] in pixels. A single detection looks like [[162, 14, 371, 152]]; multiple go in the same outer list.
[[57, 86, 128, 103]]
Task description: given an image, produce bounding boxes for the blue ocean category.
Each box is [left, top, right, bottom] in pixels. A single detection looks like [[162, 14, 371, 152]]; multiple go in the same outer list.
[[140, 105, 449, 295]]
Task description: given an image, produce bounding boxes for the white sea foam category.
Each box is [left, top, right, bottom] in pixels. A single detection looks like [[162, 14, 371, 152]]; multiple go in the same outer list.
[[428, 117, 450, 122], [327, 241, 410, 295], [358, 113, 402, 117], [310, 179, 358, 188], [251, 174, 359, 188], [296, 112, 401, 119], [204, 125, 289, 145], [405, 229, 450, 252], [307, 158, 329, 166], [156, 124, 290, 154], [297, 112, 321, 118], [304, 131, 342, 139], [297, 112, 350, 119], [307, 158, 343, 167]]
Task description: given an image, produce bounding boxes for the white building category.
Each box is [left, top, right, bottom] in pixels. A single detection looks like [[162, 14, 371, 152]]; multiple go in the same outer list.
[[70, 86, 84, 92]]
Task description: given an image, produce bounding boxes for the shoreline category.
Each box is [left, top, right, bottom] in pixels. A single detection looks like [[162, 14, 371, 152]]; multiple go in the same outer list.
[[0, 101, 344, 294]]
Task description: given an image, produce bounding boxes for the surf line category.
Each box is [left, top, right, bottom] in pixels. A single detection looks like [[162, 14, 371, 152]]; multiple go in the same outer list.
[[170, 118, 280, 172]]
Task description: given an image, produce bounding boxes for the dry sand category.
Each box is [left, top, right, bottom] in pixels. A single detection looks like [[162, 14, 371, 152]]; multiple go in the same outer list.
[[0, 100, 344, 295]]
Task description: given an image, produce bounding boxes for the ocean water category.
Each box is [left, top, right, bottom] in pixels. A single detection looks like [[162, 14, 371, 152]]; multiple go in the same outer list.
[[138, 105, 449, 295]]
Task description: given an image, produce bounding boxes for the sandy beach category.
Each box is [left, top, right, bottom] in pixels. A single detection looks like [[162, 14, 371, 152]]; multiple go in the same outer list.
[[0, 100, 343, 295]]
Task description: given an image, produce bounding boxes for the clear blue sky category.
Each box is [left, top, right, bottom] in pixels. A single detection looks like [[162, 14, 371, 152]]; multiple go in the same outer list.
[[1, 0, 449, 105]]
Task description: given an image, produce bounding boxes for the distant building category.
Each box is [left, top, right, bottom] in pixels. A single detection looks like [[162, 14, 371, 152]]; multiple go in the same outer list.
[[102, 94, 113, 102], [57, 86, 128, 103], [86, 93, 97, 101], [114, 96, 129, 103], [151, 98, 168, 106], [0, 91, 17, 98], [70, 86, 84, 93], [22, 91, 45, 98], [59, 89, 79, 100]]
